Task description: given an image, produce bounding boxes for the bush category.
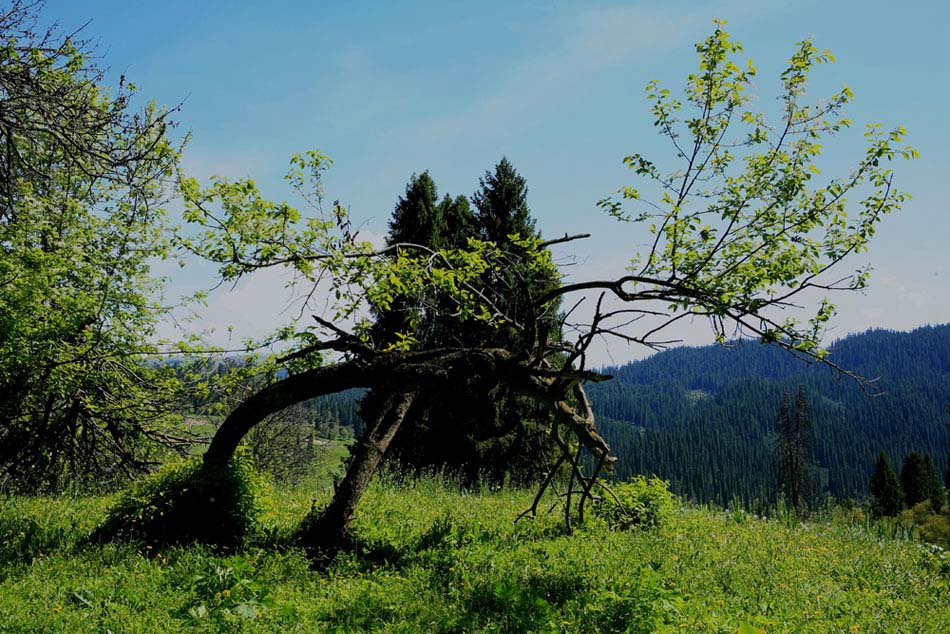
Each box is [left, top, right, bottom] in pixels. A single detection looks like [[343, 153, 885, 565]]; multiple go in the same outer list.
[[93, 448, 264, 547], [592, 475, 675, 531], [899, 501, 950, 549]]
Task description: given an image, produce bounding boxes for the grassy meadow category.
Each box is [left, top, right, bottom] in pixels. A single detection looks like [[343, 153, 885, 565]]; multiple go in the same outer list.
[[1, 466, 948, 633]]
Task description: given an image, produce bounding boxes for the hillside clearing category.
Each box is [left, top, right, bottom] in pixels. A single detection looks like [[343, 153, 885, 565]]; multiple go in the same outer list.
[[1, 474, 947, 633]]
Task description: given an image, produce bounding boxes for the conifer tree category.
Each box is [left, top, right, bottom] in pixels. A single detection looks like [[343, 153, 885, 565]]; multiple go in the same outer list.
[[922, 454, 947, 513], [387, 171, 445, 248], [464, 158, 563, 481], [900, 451, 929, 508], [440, 194, 475, 250], [470, 158, 562, 350], [869, 451, 904, 517], [775, 387, 818, 513], [472, 157, 536, 246], [374, 161, 562, 483]]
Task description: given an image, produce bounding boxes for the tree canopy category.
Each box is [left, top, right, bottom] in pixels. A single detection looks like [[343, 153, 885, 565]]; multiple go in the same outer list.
[[0, 1, 182, 491], [371, 161, 563, 483], [170, 22, 915, 549], [870, 451, 904, 517]]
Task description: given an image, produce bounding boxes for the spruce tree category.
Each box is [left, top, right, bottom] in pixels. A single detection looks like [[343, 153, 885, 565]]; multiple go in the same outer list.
[[472, 157, 536, 246], [387, 171, 444, 248], [869, 451, 904, 517], [370, 172, 450, 349], [900, 451, 929, 508], [465, 158, 563, 481], [439, 194, 475, 250], [775, 387, 818, 514], [471, 158, 561, 350], [922, 454, 947, 513], [371, 164, 561, 483]]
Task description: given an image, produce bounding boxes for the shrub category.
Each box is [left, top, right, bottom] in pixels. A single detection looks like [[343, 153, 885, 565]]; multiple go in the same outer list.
[[93, 448, 264, 547], [899, 501, 950, 549], [592, 475, 675, 531]]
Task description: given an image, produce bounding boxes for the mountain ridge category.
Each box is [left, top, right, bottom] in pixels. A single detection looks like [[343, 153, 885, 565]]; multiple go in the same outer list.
[[586, 324, 950, 504]]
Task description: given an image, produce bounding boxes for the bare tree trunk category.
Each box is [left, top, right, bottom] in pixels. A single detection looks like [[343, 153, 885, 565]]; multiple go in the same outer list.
[[202, 348, 511, 470], [300, 391, 416, 551], [203, 360, 373, 469]]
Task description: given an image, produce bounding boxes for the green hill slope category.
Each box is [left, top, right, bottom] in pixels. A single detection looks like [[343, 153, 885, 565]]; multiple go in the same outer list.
[[586, 325, 950, 504], [1, 475, 948, 632]]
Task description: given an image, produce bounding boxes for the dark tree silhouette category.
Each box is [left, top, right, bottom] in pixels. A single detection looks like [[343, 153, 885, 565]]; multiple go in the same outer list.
[[869, 451, 904, 517]]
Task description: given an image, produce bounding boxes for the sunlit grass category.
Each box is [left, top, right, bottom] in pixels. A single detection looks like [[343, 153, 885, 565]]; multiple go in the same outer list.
[[1, 470, 947, 633]]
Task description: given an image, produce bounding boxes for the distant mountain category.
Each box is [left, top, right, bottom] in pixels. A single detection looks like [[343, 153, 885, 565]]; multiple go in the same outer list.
[[586, 324, 950, 505]]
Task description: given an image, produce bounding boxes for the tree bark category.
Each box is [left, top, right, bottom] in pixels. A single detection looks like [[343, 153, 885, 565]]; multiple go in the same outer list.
[[197, 344, 614, 553], [203, 347, 513, 469], [203, 359, 372, 469], [299, 390, 416, 550]]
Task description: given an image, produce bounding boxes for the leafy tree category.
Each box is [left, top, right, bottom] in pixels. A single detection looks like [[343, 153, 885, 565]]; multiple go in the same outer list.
[[167, 23, 914, 552], [869, 451, 904, 517], [900, 451, 929, 508], [775, 387, 818, 513], [0, 1, 182, 491]]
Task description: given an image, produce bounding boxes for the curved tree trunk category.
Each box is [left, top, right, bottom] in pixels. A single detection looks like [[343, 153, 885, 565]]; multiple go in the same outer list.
[[197, 345, 612, 553], [299, 390, 416, 551], [203, 347, 514, 470], [203, 359, 372, 469]]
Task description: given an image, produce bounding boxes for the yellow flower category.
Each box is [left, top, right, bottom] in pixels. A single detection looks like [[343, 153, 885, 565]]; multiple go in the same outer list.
[[52, 604, 63, 613]]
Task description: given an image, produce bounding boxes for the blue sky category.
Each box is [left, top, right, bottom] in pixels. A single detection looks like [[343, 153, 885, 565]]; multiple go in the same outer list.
[[47, 0, 950, 364]]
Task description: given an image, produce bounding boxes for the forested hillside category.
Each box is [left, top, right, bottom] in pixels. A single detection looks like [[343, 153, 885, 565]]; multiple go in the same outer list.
[[586, 325, 950, 504]]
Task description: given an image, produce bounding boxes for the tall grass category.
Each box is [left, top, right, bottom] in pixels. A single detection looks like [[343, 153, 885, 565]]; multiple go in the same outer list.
[[1, 471, 948, 632]]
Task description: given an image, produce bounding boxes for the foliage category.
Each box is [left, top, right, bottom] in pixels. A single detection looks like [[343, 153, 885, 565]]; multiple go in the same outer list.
[[377, 161, 563, 483], [178, 553, 287, 627], [900, 451, 932, 508], [899, 501, 950, 549], [775, 387, 818, 513], [94, 448, 265, 547], [587, 325, 950, 504], [592, 475, 675, 531], [2, 475, 950, 632], [0, 1, 183, 491], [922, 454, 947, 513], [177, 151, 526, 357], [175, 21, 915, 549], [595, 21, 914, 359], [869, 451, 904, 517]]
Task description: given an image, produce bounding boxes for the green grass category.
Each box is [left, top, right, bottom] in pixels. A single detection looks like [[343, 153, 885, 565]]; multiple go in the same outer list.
[[1, 472, 948, 633]]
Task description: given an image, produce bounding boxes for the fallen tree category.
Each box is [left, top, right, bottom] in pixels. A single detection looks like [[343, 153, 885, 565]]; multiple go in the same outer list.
[[153, 23, 916, 552]]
